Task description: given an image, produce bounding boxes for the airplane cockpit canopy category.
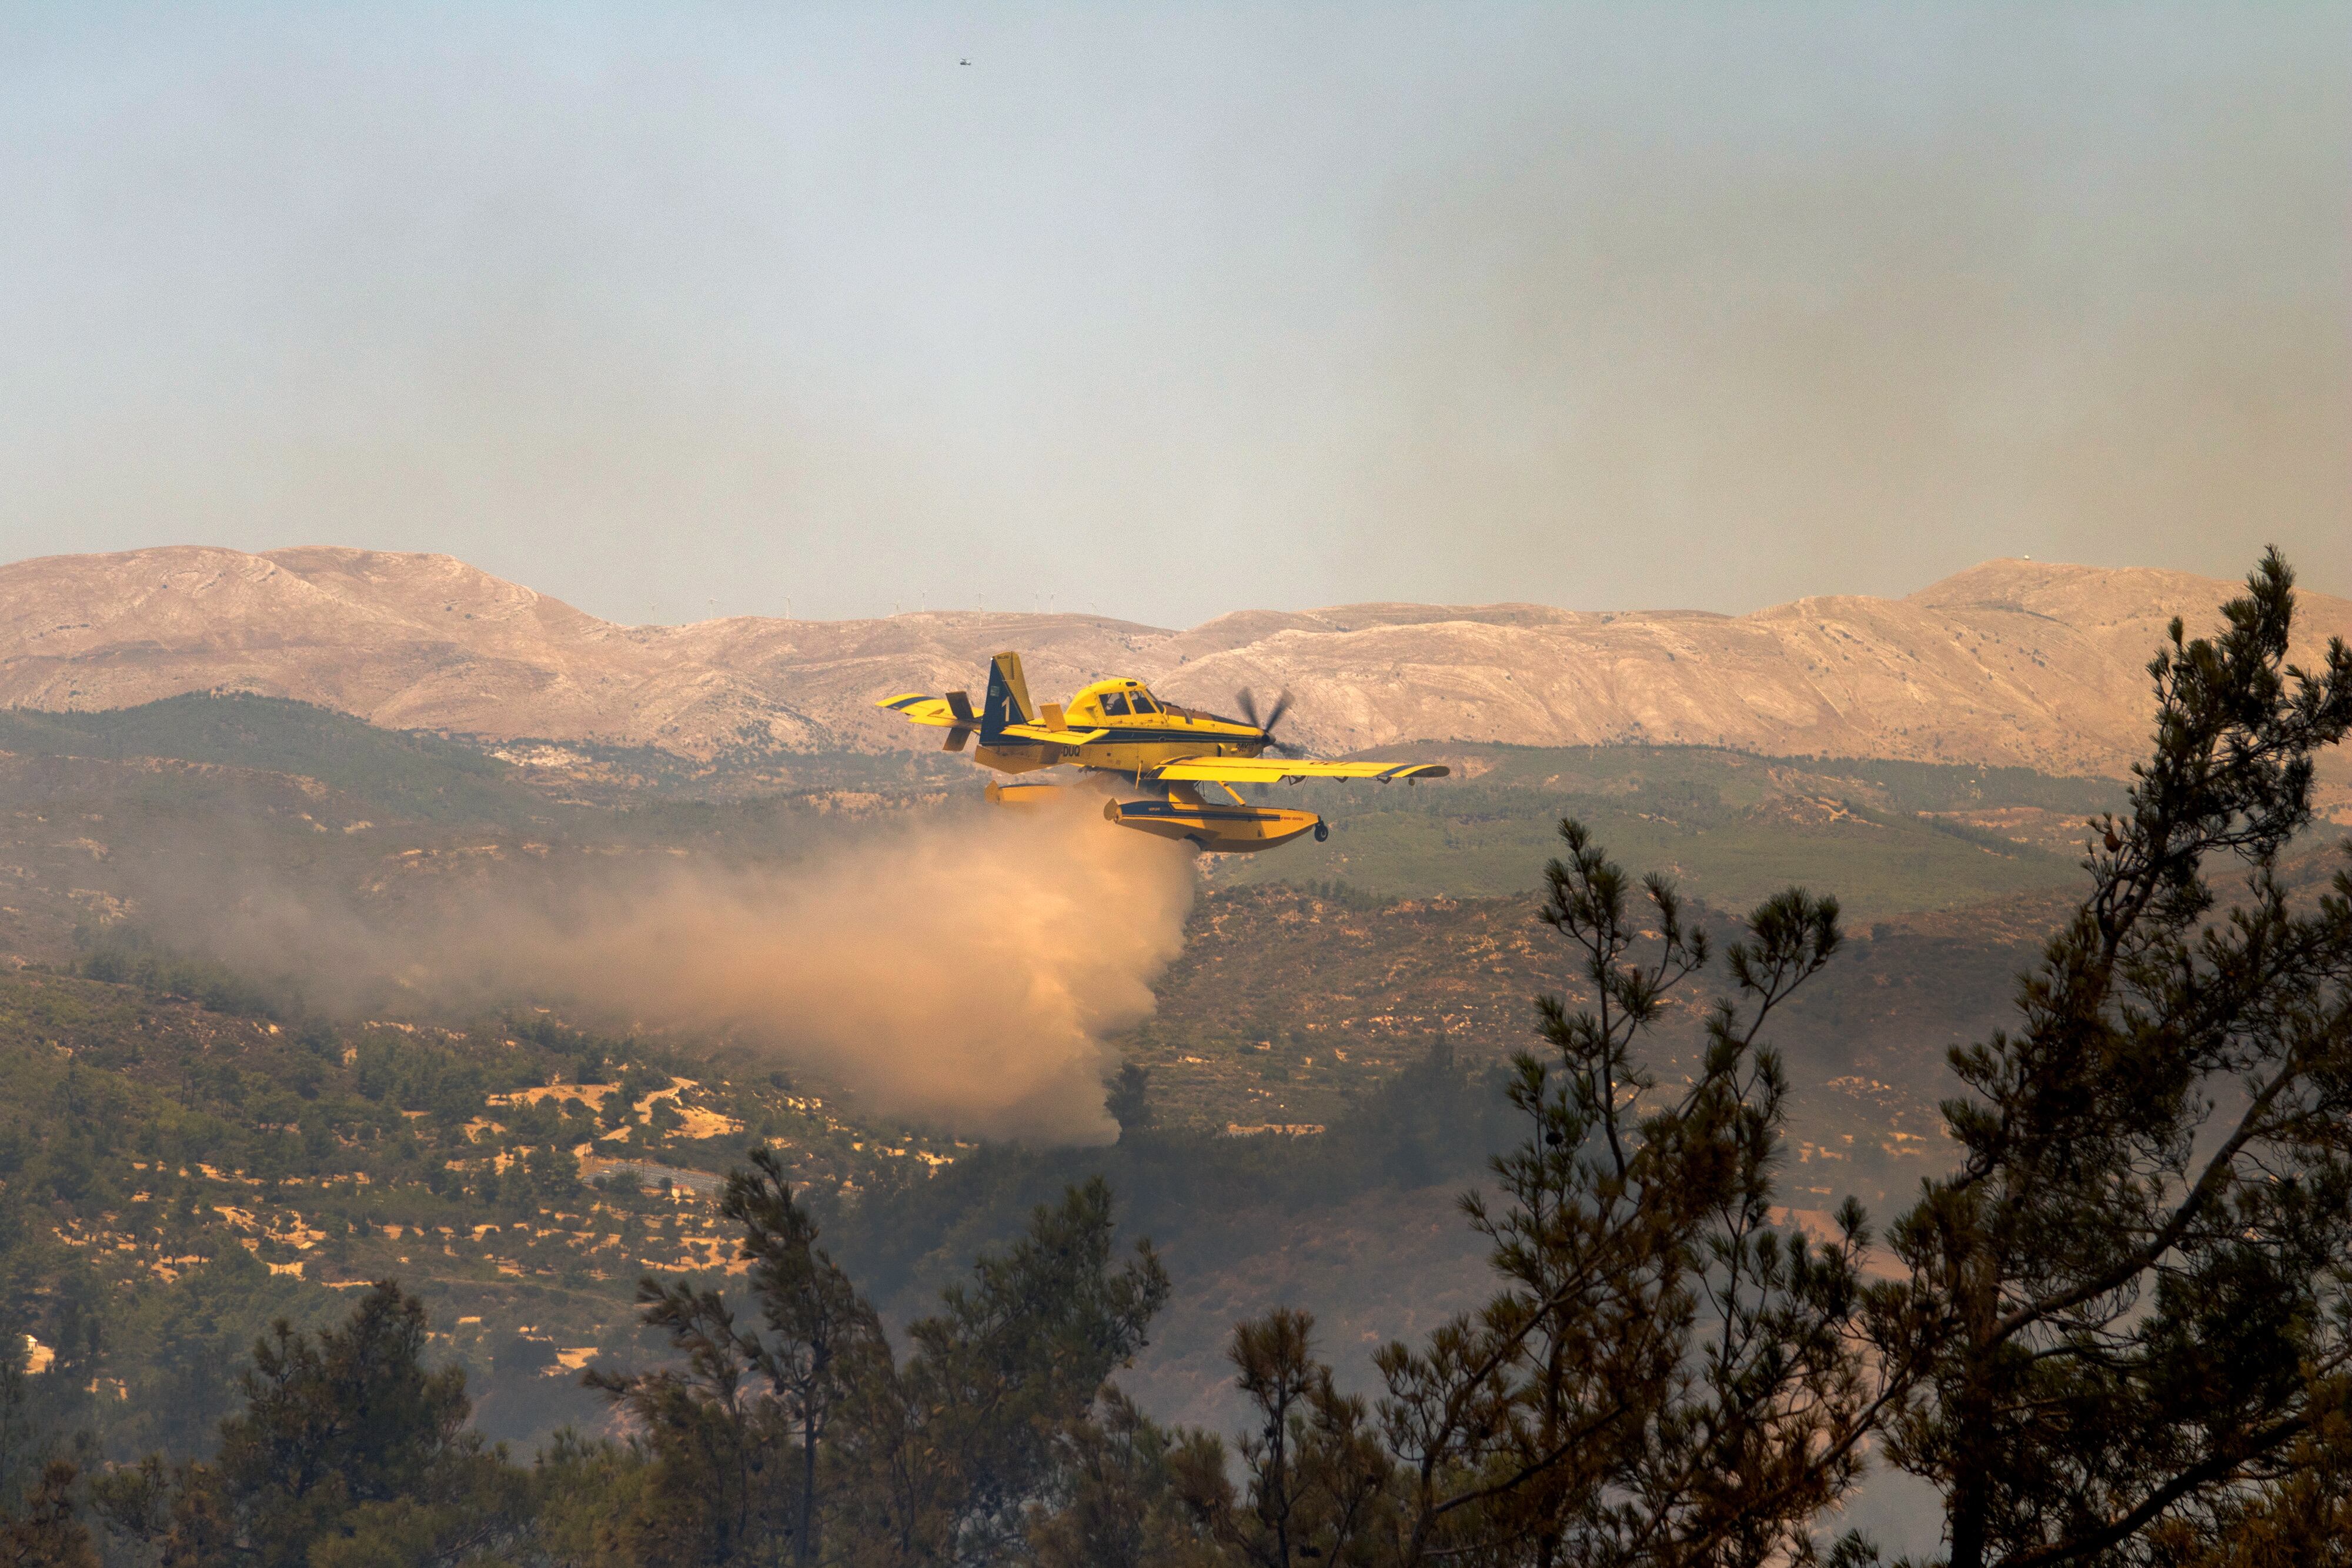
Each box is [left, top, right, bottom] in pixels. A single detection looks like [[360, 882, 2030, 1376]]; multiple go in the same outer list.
[[1080, 679, 1163, 719]]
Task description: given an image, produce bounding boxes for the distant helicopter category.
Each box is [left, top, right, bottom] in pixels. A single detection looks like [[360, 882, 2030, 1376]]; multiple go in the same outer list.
[[877, 652, 1448, 852]]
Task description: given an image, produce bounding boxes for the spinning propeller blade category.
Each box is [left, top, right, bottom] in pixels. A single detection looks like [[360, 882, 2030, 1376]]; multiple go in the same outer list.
[[1235, 688, 1303, 757]]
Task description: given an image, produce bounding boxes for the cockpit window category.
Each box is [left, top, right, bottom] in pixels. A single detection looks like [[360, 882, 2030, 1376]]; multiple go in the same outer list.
[[1128, 691, 1160, 714], [1100, 693, 1131, 717]]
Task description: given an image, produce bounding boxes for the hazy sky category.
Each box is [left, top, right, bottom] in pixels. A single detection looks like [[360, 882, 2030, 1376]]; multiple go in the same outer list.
[[2, 3, 2345, 626]]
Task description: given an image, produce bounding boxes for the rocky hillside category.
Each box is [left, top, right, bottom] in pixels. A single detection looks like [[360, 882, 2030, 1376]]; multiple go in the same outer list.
[[6, 546, 2348, 787]]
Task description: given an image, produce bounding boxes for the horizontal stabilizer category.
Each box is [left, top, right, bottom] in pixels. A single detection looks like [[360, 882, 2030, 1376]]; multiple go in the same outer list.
[[997, 722, 1110, 747], [876, 694, 966, 729]]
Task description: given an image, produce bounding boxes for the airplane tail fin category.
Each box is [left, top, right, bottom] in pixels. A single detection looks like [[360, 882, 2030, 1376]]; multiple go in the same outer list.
[[980, 652, 1037, 740]]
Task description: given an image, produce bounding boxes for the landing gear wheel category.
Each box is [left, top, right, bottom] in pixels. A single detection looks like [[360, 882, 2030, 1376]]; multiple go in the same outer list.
[[1312, 822, 1329, 843]]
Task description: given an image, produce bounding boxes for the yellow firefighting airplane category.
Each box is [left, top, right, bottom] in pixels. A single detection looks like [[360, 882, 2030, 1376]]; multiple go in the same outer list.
[[877, 653, 1448, 852]]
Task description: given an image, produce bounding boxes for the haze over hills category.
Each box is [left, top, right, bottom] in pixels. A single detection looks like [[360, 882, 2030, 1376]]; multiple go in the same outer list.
[[0, 600, 2337, 1537], [5, 546, 2349, 797]]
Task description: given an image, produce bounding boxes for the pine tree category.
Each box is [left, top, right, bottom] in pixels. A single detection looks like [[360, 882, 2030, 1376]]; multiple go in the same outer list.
[[92, 1281, 531, 1567], [587, 1151, 883, 1564], [1879, 549, 2352, 1566], [0, 1461, 97, 1568], [1108, 1065, 1157, 1142], [592, 1168, 1168, 1567], [1120, 827, 1879, 1566], [1170, 1308, 1395, 1566], [1364, 831, 1883, 1565], [851, 1176, 1171, 1566], [1027, 1388, 1219, 1568]]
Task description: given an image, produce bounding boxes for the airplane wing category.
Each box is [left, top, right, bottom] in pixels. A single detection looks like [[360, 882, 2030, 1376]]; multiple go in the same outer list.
[[1149, 756, 1451, 784]]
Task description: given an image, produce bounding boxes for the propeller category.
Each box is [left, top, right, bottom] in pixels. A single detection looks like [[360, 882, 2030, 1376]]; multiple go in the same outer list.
[[1234, 688, 1304, 757]]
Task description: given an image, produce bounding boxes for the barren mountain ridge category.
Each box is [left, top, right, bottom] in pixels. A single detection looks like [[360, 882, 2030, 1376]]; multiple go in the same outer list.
[[5, 546, 2348, 787]]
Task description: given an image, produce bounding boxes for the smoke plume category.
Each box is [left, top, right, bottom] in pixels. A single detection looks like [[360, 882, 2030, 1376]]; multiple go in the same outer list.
[[155, 796, 1197, 1143], [473, 801, 1196, 1141]]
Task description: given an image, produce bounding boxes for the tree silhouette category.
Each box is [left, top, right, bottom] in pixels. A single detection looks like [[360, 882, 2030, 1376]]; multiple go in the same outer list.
[[1879, 549, 2352, 1567]]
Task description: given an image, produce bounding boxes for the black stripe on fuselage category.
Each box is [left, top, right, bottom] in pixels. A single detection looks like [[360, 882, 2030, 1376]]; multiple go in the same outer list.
[[1077, 726, 1257, 747]]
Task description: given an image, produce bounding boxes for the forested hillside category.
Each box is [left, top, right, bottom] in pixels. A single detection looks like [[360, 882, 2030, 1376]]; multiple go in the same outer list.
[[1204, 741, 2123, 912], [0, 691, 2097, 1470], [5, 553, 2346, 1567]]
